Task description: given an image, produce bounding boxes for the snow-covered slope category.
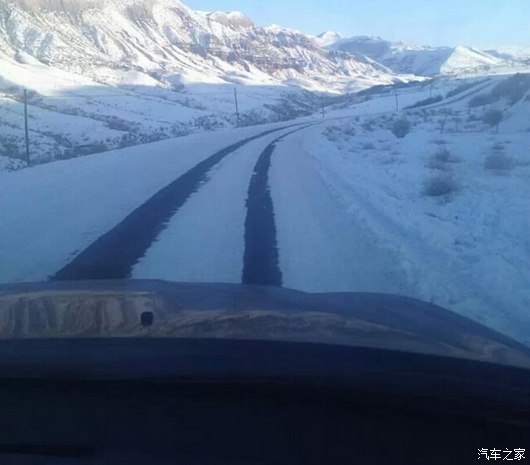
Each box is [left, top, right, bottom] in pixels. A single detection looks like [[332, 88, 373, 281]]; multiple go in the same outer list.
[[321, 34, 524, 76], [301, 78, 530, 345], [0, 0, 402, 164]]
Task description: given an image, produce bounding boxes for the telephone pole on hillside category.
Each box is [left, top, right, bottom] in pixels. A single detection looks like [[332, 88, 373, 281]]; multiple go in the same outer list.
[[320, 96, 326, 119], [234, 88, 240, 128], [23, 89, 30, 166]]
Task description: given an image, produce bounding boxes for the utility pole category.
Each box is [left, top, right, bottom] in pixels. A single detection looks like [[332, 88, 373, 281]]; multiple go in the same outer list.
[[234, 88, 240, 128], [23, 88, 30, 167], [440, 114, 449, 134], [395, 92, 399, 112], [320, 95, 326, 119]]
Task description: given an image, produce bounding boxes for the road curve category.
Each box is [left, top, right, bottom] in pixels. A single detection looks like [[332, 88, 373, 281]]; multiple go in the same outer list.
[[52, 124, 301, 281]]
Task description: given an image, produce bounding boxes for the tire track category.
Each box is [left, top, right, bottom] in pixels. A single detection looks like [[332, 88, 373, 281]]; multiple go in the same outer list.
[[52, 124, 301, 281], [242, 125, 313, 287]]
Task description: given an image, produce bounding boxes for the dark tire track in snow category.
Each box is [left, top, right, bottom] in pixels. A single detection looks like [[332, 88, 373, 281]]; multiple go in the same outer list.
[[52, 124, 302, 281], [242, 125, 313, 287]]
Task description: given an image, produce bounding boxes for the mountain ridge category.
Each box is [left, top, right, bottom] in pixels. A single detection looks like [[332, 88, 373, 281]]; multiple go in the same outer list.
[[0, 0, 393, 93], [317, 32, 529, 76]]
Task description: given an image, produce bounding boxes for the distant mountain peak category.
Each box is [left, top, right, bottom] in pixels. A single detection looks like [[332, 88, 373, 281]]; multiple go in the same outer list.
[[322, 34, 519, 76], [315, 31, 342, 47]]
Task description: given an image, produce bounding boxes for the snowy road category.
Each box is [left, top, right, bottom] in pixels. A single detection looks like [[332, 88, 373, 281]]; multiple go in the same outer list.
[[51, 120, 408, 295], [129, 122, 410, 295], [131, 125, 310, 283], [51, 124, 303, 281]]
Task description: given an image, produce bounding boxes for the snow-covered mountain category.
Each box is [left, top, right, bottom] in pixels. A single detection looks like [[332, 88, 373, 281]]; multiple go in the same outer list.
[[0, 0, 403, 165], [0, 0, 390, 92], [319, 34, 527, 76]]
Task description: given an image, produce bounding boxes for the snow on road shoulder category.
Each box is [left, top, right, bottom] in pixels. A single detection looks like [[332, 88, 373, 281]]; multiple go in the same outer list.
[[270, 127, 413, 295], [305, 108, 530, 345], [0, 123, 291, 284]]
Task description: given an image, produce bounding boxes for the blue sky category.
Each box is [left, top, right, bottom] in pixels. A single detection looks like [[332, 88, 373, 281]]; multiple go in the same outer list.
[[186, 0, 530, 48]]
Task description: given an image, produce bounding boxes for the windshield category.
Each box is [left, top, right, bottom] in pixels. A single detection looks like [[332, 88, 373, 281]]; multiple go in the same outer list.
[[0, 0, 529, 351]]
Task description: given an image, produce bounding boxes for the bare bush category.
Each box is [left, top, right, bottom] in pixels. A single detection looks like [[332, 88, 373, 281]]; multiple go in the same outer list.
[[492, 143, 505, 151], [323, 126, 342, 142], [482, 109, 503, 133], [484, 152, 514, 171], [341, 124, 357, 137], [423, 174, 459, 197], [323, 124, 356, 142], [435, 148, 459, 163], [434, 148, 451, 163], [391, 118, 411, 139], [427, 149, 460, 171], [362, 120, 376, 132]]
